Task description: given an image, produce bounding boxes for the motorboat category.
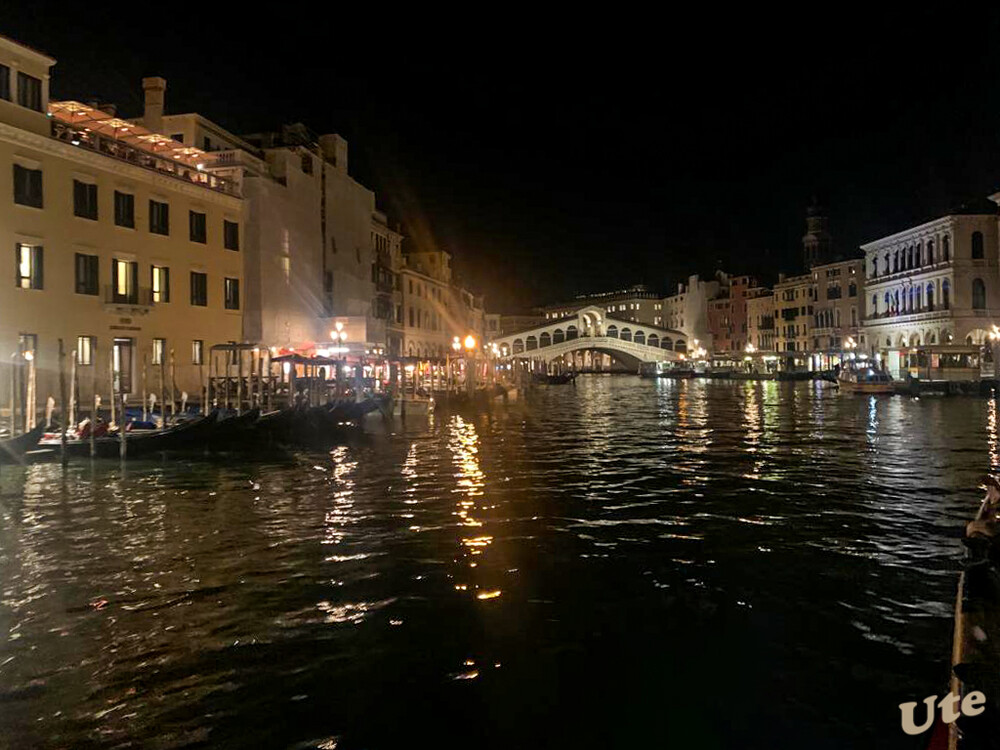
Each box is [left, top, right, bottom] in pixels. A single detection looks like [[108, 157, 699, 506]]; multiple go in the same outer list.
[[836, 362, 894, 394]]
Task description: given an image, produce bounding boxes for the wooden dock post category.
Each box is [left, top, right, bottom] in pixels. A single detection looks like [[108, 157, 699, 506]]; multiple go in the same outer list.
[[58, 339, 67, 465], [119, 393, 127, 460]]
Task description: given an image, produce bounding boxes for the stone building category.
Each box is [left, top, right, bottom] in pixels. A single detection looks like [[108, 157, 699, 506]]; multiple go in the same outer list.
[[746, 291, 776, 352], [0, 37, 243, 411], [706, 274, 757, 353], [810, 257, 865, 368], [861, 203, 1000, 376], [774, 272, 815, 370], [662, 273, 721, 348]]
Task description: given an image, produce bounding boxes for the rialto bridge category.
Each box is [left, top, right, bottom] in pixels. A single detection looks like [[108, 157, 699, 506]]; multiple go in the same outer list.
[[490, 306, 689, 370]]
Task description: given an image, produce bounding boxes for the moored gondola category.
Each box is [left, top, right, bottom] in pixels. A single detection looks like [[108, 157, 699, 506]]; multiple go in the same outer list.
[[0, 424, 46, 464], [945, 476, 1000, 748]]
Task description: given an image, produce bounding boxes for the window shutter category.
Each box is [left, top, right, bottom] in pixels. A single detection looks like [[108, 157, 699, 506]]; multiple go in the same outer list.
[[34, 246, 42, 289]]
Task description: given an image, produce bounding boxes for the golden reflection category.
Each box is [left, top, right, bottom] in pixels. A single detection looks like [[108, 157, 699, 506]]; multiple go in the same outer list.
[[322, 445, 357, 548], [988, 395, 999, 470], [447, 416, 502, 601]]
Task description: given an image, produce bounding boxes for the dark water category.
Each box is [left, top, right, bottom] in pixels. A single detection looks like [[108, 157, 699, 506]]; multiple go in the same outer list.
[[0, 377, 993, 749]]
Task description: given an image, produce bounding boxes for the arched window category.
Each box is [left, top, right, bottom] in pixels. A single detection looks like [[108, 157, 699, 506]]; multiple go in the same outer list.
[[926, 283, 934, 310], [526, 336, 538, 350], [916, 286, 922, 310], [943, 279, 951, 309], [927, 239, 934, 264], [870, 258, 878, 278], [884, 291, 891, 313], [972, 231, 985, 260], [943, 235, 950, 261], [973, 278, 986, 309], [539, 332, 551, 348], [927, 332, 936, 344], [915, 242, 922, 267], [553, 328, 565, 344], [872, 293, 878, 316], [634, 330, 645, 345], [512, 338, 524, 354], [566, 325, 578, 340], [647, 334, 659, 348], [884, 253, 890, 274], [886, 337, 892, 347], [605, 325, 618, 339], [662, 337, 673, 350], [892, 251, 898, 273], [620, 327, 632, 342], [674, 340, 687, 353]]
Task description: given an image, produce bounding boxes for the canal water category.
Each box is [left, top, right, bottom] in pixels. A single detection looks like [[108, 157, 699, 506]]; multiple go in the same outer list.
[[0, 377, 992, 748]]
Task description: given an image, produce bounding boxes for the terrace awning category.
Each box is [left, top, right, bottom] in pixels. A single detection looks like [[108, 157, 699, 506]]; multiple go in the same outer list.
[[48, 100, 210, 168]]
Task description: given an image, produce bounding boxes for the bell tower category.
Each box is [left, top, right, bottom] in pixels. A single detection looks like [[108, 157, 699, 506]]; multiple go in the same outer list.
[[802, 199, 832, 269]]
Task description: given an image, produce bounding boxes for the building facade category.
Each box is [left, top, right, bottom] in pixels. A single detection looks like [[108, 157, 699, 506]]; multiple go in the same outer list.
[[663, 273, 721, 348], [398, 248, 485, 359], [0, 39, 243, 413], [706, 274, 757, 353], [861, 208, 1000, 375], [774, 272, 815, 369], [746, 291, 776, 352], [810, 257, 865, 367]]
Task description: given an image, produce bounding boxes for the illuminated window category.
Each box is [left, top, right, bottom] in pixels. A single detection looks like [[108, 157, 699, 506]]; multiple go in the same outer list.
[[18, 333, 37, 356], [76, 336, 95, 366], [15, 243, 42, 289], [224, 277, 240, 310], [151, 265, 170, 303], [112, 258, 137, 302], [152, 338, 166, 365], [191, 339, 204, 365]]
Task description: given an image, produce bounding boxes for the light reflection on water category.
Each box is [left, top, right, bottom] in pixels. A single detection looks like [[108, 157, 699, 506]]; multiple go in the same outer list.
[[0, 377, 991, 749]]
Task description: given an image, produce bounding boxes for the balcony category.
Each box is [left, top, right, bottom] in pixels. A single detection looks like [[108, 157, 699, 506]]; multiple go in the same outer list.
[[866, 306, 950, 325], [103, 285, 154, 314], [52, 121, 239, 197]]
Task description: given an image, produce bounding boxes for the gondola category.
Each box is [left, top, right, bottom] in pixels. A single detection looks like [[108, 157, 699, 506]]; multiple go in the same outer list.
[[532, 372, 577, 385], [39, 412, 216, 458], [943, 476, 1000, 748], [0, 424, 46, 464]]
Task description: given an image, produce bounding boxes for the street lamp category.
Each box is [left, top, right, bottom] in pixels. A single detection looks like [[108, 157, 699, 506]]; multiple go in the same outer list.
[[464, 335, 477, 351]]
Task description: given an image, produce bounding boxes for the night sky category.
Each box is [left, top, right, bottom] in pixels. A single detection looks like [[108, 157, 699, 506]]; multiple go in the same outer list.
[[7, 9, 1000, 311]]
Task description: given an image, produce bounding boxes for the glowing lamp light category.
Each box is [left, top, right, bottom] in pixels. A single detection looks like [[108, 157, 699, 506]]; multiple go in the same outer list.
[[23, 351, 33, 361], [335, 321, 344, 332], [404, 364, 416, 374], [452, 340, 462, 352], [464, 335, 477, 351]]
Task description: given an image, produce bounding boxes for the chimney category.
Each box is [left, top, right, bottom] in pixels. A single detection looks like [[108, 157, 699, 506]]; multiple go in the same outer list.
[[142, 76, 166, 134], [319, 134, 348, 173]]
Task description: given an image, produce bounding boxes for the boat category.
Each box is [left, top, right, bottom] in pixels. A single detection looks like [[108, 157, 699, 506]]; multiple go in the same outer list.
[[776, 369, 813, 381], [38, 413, 217, 458], [0, 424, 46, 464], [944, 476, 1000, 748], [836, 362, 894, 394], [532, 372, 577, 385]]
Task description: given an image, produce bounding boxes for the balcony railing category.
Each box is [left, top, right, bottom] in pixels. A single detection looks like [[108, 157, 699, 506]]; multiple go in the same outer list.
[[52, 121, 240, 197], [103, 285, 154, 309]]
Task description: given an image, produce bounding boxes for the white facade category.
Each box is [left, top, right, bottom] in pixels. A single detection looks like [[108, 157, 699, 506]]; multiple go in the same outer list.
[[663, 273, 720, 347], [862, 212, 1000, 356]]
